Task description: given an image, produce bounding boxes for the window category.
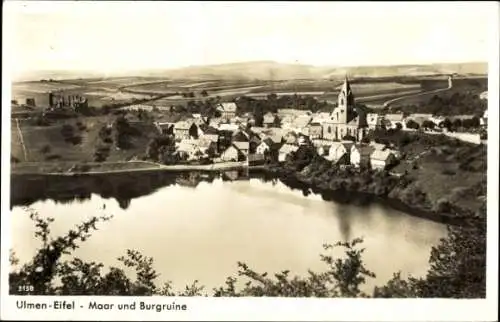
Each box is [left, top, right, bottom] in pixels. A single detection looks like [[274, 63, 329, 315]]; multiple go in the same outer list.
[[340, 98, 344, 105], [328, 126, 332, 133]]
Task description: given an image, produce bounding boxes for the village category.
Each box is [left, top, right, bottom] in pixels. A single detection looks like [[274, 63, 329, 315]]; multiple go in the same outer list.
[[116, 76, 488, 172]]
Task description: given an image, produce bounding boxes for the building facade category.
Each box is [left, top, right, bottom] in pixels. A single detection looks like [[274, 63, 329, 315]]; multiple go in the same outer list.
[[322, 76, 367, 141]]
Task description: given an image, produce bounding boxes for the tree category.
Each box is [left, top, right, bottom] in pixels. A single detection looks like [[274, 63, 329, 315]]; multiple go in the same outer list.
[[421, 120, 435, 130], [405, 119, 420, 130], [441, 118, 452, 130], [452, 118, 462, 129], [201, 90, 208, 97]]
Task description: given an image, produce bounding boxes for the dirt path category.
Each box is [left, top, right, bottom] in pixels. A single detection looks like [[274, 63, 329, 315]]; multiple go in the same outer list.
[[15, 119, 29, 162]]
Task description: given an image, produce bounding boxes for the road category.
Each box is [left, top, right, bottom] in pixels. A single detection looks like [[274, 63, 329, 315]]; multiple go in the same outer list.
[[382, 77, 453, 108]]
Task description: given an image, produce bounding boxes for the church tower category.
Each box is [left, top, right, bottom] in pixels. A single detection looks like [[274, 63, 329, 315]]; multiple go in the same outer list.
[[334, 75, 356, 124]]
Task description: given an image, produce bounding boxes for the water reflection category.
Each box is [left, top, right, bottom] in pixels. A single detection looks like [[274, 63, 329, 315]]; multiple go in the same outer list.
[[10, 170, 446, 293]]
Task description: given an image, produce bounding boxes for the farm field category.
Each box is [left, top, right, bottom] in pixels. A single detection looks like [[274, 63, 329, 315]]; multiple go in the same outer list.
[[387, 77, 487, 108], [11, 78, 159, 108]]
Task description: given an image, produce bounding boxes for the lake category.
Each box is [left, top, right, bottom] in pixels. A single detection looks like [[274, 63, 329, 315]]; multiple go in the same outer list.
[[10, 171, 446, 294]]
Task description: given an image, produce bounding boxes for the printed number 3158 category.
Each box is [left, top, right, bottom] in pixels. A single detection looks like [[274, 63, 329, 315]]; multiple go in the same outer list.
[[18, 285, 34, 292]]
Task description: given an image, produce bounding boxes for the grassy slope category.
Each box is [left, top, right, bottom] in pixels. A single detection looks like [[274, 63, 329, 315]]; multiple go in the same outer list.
[[17, 116, 159, 163]]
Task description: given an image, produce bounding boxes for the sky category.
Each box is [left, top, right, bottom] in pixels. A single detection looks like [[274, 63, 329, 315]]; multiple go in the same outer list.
[[3, 1, 496, 76]]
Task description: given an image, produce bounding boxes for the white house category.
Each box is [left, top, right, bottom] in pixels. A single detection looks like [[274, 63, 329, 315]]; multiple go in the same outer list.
[[216, 102, 237, 119], [256, 140, 271, 155], [327, 142, 350, 164], [350, 145, 374, 168], [220, 145, 243, 162], [370, 149, 396, 170], [278, 144, 299, 162], [233, 141, 250, 156]]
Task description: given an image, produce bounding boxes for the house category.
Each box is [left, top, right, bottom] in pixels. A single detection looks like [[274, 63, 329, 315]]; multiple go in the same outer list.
[[284, 132, 298, 144], [316, 144, 331, 157], [233, 141, 250, 156], [248, 132, 262, 154], [216, 102, 238, 119], [263, 112, 279, 128], [256, 139, 272, 155], [197, 138, 218, 157], [481, 109, 488, 127], [370, 149, 396, 170], [232, 130, 250, 142], [175, 140, 203, 161], [198, 124, 219, 137], [367, 113, 382, 129], [155, 122, 175, 135], [308, 122, 323, 139], [291, 115, 313, 134], [326, 142, 350, 164], [174, 121, 198, 140], [350, 145, 374, 168], [220, 145, 245, 162], [383, 113, 405, 129], [278, 144, 299, 162], [209, 117, 223, 128]]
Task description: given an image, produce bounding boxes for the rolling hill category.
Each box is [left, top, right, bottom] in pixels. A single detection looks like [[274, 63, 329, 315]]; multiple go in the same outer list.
[[13, 61, 487, 82]]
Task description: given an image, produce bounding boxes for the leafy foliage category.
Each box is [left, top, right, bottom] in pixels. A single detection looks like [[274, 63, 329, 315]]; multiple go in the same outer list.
[[10, 201, 486, 298]]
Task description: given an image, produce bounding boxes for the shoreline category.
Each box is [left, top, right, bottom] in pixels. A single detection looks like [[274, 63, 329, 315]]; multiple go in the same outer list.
[[10, 161, 471, 227], [10, 161, 249, 176], [249, 167, 469, 226]]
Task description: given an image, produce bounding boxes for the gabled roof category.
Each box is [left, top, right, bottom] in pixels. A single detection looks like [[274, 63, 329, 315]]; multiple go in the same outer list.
[[200, 133, 219, 142], [371, 149, 394, 161], [351, 144, 375, 155], [218, 123, 240, 132], [174, 120, 194, 130], [329, 141, 348, 152], [263, 112, 277, 123], [199, 123, 219, 134], [384, 114, 405, 122], [217, 102, 237, 112], [369, 142, 386, 151], [347, 116, 360, 126], [261, 137, 275, 147], [233, 141, 250, 151], [279, 144, 299, 154], [232, 130, 250, 142], [292, 115, 313, 128]]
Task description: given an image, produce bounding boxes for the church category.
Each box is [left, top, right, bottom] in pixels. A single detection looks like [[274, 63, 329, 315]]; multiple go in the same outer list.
[[322, 76, 368, 141]]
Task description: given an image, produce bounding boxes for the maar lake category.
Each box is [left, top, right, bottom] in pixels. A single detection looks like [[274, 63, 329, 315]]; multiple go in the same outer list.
[[10, 173, 446, 293]]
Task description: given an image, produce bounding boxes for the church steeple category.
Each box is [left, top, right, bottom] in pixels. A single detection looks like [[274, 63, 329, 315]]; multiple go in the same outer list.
[[337, 74, 355, 111]]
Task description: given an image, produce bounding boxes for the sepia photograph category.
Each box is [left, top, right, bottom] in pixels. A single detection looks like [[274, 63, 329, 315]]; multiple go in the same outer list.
[[1, 1, 498, 321]]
